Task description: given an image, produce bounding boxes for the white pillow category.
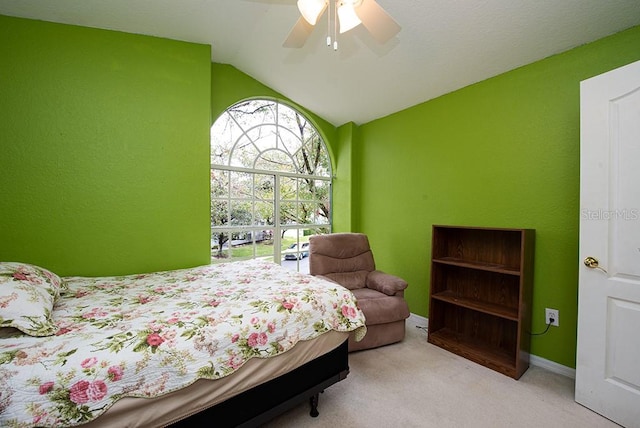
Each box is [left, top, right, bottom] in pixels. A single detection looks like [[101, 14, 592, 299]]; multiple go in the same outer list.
[[0, 262, 64, 336]]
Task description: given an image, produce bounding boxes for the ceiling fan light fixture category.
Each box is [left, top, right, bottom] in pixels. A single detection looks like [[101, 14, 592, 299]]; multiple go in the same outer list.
[[337, 2, 362, 34], [297, 0, 327, 26], [284, 0, 399, 49]]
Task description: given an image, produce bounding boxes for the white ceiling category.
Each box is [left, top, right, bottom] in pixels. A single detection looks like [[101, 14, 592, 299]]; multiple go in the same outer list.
[[1, 0, 639, 126]]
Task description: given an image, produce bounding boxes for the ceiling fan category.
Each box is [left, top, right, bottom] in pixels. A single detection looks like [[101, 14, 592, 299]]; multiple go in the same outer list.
[[283, 0, 401, 49]]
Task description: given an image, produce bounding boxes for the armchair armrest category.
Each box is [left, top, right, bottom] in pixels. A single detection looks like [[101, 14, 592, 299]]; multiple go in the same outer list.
[[366, 270, 408, 296]]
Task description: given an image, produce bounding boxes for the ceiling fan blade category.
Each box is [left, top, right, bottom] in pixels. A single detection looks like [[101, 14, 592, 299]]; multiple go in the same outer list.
[[283, 16, 315, 48], [355, 0, 401, 44]]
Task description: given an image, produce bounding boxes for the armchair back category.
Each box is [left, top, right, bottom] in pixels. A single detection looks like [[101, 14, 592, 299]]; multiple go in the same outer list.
[[308, 233, 375, 290]]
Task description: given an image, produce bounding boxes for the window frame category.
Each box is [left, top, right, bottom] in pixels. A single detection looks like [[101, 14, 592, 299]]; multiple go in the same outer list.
[[210, 99, 332, 270]]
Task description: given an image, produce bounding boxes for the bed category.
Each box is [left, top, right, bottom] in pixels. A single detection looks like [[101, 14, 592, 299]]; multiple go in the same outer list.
[[0, 259, 367, 427]]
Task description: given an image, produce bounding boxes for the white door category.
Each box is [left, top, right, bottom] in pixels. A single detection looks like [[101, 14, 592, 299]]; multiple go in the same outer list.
[[576, 59, 640, 428]]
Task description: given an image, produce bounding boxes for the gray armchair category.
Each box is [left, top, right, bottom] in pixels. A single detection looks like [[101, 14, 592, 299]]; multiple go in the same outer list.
[[309, 233, 410, 352]]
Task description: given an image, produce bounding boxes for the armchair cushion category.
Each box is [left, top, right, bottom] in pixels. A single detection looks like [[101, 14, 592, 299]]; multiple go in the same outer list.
[[350, 288, 410, 325], [366, 270, 408, 296]]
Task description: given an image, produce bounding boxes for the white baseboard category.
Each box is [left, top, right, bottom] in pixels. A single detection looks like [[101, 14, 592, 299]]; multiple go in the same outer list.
[[408, 313, 576, 379], [529, 354, 576, 379], [408, 312, 428, 326]]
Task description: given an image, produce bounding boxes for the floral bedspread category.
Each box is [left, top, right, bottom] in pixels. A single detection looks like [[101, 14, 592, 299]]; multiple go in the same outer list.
[[0, 259, 366, 427]]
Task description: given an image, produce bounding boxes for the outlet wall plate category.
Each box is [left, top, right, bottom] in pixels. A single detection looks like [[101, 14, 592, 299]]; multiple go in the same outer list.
[[545, 308, 559, 327]]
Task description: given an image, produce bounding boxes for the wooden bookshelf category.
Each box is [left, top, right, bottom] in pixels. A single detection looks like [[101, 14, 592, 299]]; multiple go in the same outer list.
[[428, 225, 535, 379]]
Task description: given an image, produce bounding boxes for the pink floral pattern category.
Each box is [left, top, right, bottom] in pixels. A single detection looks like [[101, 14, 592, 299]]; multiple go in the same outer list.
[[0, 259, 366, 427], [0, 262, 65, 336]]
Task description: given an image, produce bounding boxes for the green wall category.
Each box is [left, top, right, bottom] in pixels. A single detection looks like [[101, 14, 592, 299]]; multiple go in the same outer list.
[[354, 25, 640, 367], [0, 15, 212, 276], [333, 122, 358, 232]]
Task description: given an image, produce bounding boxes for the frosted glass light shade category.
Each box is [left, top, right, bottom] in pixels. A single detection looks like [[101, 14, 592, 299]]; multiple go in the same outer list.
[[297, 0, 327, 25], [337, 2, 361, 33]]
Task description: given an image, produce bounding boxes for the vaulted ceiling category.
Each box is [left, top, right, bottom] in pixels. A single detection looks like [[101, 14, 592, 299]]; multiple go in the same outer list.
[[1, 0, 639, 125]]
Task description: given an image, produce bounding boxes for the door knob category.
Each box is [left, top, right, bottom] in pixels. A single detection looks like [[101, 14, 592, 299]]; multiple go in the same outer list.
[[584, 256, 608, 274]]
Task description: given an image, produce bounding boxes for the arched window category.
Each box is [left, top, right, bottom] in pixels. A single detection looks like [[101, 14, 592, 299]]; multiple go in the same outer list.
[[210, 99, 332, 272]]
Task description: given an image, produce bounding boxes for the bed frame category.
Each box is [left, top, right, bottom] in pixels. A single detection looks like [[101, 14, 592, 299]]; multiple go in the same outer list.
[[170, 340, 350, 427]]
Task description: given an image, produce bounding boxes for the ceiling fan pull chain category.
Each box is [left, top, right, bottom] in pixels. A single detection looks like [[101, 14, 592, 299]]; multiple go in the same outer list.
[[326, 0, 332, 47], [333, 0, 338, 50]]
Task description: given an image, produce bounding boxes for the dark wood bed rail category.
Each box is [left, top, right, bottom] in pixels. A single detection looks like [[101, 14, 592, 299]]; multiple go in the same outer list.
[[170, 339, 350, 427]]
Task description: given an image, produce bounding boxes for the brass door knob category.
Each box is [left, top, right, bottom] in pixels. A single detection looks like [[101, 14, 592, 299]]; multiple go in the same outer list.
[[584, 256, 608, 274], [584, 256, 599, 268]]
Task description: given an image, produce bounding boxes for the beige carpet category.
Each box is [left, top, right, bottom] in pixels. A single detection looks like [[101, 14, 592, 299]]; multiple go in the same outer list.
[[263, 317, 617, 428]]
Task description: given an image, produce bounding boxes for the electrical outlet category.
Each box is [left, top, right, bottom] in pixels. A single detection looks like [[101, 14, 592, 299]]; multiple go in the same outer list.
[[545, 308, 559, 327]]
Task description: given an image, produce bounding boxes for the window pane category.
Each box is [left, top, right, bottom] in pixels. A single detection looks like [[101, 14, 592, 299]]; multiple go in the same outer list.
[[280, 202, 298, 226], [229, 231, 254, 262], [230, 201, 252, 225], [280, 228, 323, 274], [294, 138, 331, 177], [255, 175, 274, 200], [210, 170, 229, 197], [230, 172, 253, 199], [255, 201, 274, 226], [211, 230, 231, 262], [280, 176, 297, 201], [298, 201, 314, 223], [315, 180, 331, 221], [254, 229, 275, 258], [280, 229, 307, 262], [314, 179, 331, 201], [211, 200, 229, 226], [316, 203, 330, 224], [298, 178, 314, 201]]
